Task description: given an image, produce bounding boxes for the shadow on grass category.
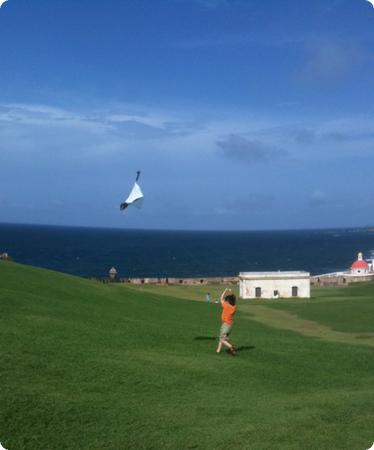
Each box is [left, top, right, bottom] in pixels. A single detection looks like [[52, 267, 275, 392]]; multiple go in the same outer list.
[[194, 337, 256, 352], [235, 345, 256, 352], [224, 346, 256, 355]]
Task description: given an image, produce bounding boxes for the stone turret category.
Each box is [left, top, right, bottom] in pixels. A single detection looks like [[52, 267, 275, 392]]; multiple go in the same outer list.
[[0, 252, 12, 261], [109, 267, 118, 281]]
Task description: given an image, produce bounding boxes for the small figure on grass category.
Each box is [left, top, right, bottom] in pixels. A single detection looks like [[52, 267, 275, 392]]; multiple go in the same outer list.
[[216, 288, 237, 356], [205, 292, 211, 303]]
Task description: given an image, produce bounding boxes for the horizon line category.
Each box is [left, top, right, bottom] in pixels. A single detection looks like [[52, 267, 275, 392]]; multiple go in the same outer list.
[[1, 221, 373, 234]]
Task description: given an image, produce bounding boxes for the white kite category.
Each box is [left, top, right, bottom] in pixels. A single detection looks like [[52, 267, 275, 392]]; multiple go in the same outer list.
[[0, 0, 8, 8], [120, 171, 144, 211], [366, 0, 374, 8]]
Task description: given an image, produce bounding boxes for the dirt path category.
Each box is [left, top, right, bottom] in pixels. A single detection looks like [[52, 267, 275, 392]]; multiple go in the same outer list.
[[243, 305, 374, 348]]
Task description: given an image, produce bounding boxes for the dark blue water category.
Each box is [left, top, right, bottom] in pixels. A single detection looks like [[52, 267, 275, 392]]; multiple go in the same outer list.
[[1, 223, 374, 278]]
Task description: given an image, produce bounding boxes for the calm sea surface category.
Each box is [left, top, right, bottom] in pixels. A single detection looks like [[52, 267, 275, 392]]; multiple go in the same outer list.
[[1, 223, 374, 278]]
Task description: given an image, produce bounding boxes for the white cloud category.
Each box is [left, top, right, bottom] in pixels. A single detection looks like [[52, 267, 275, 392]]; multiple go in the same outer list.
[[0, 103, 111, 134], [216, 133, 287, 164], [2, 101, 374, 166], [298, 38, 370, 83], [309, 190, 327, 206]]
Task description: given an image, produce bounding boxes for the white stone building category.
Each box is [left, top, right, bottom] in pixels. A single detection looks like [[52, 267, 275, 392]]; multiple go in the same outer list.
[[239, 271, 310, 299]]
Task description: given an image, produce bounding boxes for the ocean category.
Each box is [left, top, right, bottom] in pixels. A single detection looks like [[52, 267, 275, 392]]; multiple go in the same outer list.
[[1, 223, 374, 278]]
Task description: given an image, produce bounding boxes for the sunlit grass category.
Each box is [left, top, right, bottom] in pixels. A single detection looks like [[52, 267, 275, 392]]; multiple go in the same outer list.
[[1, 261, 374, 449]]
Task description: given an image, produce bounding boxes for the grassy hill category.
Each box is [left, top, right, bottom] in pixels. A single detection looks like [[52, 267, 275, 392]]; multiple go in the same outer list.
[[1, 261, 374, 450]]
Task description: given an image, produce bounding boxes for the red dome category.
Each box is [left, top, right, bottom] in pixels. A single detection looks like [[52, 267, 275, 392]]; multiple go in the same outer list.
[[351, 260, 369, 270]]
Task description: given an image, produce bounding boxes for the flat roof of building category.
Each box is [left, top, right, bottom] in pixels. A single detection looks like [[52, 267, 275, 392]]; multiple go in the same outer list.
[[239, 271, 310, 279]]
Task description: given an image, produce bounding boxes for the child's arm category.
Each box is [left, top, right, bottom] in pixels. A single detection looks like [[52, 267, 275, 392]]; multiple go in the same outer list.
[[220, 288, 230, 305]]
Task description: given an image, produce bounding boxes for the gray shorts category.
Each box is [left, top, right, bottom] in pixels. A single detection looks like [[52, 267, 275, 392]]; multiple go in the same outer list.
[[219, 322, 233, 340]]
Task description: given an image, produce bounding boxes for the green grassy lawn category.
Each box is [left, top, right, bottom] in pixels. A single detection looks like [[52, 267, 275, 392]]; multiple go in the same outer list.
[[260, 283, 374, 333], [1, 262, 374, 450], [124, 283, 240, 303]]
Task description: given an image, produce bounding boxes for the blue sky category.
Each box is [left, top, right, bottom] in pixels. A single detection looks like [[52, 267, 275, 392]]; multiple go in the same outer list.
[[1, 0, 374, 230]]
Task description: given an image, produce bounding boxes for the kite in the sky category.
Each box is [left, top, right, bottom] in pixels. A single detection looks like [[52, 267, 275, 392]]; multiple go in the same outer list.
[[0, 0, 8, 8], [120, 171, 144, 211], [366, 0, 374, 8]]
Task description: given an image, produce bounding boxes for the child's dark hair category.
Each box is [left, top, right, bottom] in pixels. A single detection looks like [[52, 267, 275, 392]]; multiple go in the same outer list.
[[225, 294, 236, 306]]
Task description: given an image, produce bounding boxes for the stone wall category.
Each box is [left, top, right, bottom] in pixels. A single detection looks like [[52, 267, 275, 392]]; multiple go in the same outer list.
[[93, 273, 374, 287], [311, 274, 374, 286], [92, 276, 239, 285]]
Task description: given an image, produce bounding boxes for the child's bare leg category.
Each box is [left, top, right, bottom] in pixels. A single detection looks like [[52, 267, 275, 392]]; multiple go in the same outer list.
[[220, 338, 233, 350], [216, 341, 223, 353]]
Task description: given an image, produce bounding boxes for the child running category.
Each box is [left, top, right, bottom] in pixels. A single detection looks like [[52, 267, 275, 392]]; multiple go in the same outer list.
[[216, 288, 237, 355]]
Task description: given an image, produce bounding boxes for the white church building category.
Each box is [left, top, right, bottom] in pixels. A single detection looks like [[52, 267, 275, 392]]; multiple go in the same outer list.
[[318, 252, 374, 281], [349, 252, 374, 276], [239, 271, 310, 299]]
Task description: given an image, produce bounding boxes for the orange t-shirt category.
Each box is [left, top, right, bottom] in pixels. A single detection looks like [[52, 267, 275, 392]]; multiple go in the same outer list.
[[221, 302, 237, 324]]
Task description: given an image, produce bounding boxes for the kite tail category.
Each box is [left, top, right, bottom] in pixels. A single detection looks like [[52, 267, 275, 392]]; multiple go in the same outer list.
[[136, 171, 141, 182], [120, 202, 129, 210]]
